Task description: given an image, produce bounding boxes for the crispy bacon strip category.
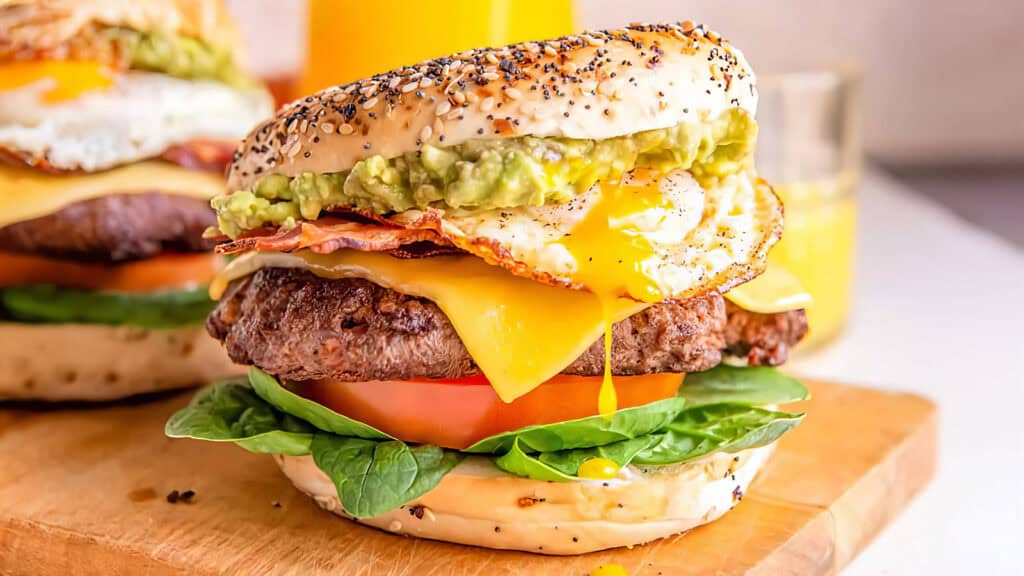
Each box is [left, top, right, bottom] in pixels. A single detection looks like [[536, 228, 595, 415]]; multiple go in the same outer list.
[[160, 139, 236, 173], [0, 139, 236, 174], [216, 218, 457, 256]]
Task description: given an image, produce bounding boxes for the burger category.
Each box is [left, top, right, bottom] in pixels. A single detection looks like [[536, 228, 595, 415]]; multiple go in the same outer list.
[[0, 0, 273, 400], [167, 22, 811, 553]]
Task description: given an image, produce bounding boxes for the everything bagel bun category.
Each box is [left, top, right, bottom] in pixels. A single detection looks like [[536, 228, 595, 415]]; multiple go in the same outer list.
[[228, 22, 756, 191], [0, 322, 242, 401], [0, 0, 244, 62], [277, 443, 775, 555]]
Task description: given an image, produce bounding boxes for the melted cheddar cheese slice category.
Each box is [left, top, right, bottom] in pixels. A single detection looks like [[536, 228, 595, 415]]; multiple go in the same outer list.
[[0, 162, 225, 227], [724, 264, 813, 314], [212, 249, 649, 403]]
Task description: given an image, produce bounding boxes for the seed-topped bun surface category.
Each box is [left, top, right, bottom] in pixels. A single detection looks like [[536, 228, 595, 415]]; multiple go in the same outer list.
[[0, 0, 245, 63], [228, 22, 756, 192]]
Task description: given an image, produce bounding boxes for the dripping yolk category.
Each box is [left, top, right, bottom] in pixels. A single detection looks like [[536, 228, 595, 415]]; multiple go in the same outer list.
[[0, 60, 115, 103], [577, 457, 621, 480], [556, 172, 669, 417]]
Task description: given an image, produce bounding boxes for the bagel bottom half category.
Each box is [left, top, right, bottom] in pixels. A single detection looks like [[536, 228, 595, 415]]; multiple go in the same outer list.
[[0, 322, 241, 401], [277, 443, 775, 555]]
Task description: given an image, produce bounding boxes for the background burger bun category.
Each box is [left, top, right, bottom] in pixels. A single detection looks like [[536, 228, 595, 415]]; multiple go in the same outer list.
[[0, 0, 246, 63], [0, 322, 241, 401], [228, 22, 757, 191], [277, 443, 775, 555]]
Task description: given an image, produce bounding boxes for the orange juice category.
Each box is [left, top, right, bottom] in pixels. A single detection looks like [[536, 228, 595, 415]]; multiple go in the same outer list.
[[768, 174, 857, 349], [302, 0, 574, 93]]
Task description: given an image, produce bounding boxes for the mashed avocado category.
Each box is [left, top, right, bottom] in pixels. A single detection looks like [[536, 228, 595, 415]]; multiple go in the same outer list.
[[105, 28, 247, 85], [214, 109, 757, 238]]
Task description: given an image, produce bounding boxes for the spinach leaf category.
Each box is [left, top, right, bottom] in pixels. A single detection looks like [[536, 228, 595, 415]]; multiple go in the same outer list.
[[311, 433, 463, 518], [634, 403, 803, 465], [465, 397, 686, 454], [248, 368, 393, 440], [1, 284, 214, 329], [678, 365, 809, 407], [493, 403, 802, 481], [164, 378, 314, 456]]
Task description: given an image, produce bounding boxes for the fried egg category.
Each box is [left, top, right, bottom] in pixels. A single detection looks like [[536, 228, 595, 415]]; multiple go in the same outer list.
[[0, 70, 272, 172], [386, 168, 783, 303]]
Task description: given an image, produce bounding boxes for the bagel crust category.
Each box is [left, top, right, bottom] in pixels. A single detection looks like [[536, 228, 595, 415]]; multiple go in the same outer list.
[[0, 0, 244, 62], [276, 444, 774, 554], [0, 322, 242, 401], [228, 22, 756, 191]]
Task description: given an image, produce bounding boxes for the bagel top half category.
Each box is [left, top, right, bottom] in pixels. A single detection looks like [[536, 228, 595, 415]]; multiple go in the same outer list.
[[228, 22, 756, 190]]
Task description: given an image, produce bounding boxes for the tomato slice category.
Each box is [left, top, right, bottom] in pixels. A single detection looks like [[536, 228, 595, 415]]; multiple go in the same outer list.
[[0, 250, 218, 292], [291, 372, 683, 449]]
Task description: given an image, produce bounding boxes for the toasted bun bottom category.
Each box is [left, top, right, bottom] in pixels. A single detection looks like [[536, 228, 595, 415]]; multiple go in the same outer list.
[[277, 443, 774, 555], [0, 322, 241, 401]]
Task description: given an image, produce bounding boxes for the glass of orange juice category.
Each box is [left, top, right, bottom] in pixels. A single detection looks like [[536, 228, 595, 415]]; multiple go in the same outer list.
[[756, 70, 862, 350], [301, 0, 574, 94]]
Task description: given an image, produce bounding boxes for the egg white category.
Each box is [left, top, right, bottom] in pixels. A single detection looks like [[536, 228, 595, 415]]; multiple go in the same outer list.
[[0, 71, 272, 172], [391, 169, 782, 301]]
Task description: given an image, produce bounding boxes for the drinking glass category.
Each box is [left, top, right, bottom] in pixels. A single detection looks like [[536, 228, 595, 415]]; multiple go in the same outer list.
[[301, 0, 575, 94], [756, 70, 862, 350]]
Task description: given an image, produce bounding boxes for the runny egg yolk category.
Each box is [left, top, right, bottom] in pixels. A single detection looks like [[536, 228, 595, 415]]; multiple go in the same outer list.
[[0, 60, 114, 103], [556, 172, 669, 417]]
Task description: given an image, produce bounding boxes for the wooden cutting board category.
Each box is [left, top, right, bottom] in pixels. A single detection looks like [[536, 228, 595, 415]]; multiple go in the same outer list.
[[0, 379, 936, 575]]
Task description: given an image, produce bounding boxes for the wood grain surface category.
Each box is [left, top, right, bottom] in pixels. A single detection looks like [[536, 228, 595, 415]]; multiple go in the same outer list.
[[0, 379, 937, 575]]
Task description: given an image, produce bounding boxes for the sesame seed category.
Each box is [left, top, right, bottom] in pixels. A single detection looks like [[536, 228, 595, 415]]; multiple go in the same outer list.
[[402, 82, 418, 93], [465, 91, 480, 104], [339, 123, 354, 135], [419, 125, 433, 141], [481, 72, 500, 81], [485, 52, 500, 64], [544, 44, 557, 56], [452, 91, 466, 105], [435, 100, 452, 116], [362, 97, 378, 110], [504, 87, 523, 100], [320, 122, 335, 134], [420, 77, 433, 88], [432, 117, 443, 135], [681, 20, 696, 33], [480, 97, 495, 112]]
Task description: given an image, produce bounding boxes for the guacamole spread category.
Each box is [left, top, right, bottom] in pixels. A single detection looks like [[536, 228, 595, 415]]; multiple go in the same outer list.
[[214, 109, 757, 238], [105, 28, 247, 85]]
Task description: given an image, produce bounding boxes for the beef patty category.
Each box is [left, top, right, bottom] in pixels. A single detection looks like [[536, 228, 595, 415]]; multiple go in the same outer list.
[[208, 268, 808, 383], [0, 193, 215, 261]]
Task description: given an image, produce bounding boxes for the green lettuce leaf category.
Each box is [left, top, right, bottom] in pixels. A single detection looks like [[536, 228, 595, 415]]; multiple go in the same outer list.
[[464, 397, 686, 454], [1, 284, 214, 328], [248, 368, 392, 440], [677, 365, 809, 407], [311, 433, 464, 518], [164, 378, 315, 456]]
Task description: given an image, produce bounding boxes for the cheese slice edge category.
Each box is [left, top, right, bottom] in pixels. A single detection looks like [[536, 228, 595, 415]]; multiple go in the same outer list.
[[0, 162, 224, 227]]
